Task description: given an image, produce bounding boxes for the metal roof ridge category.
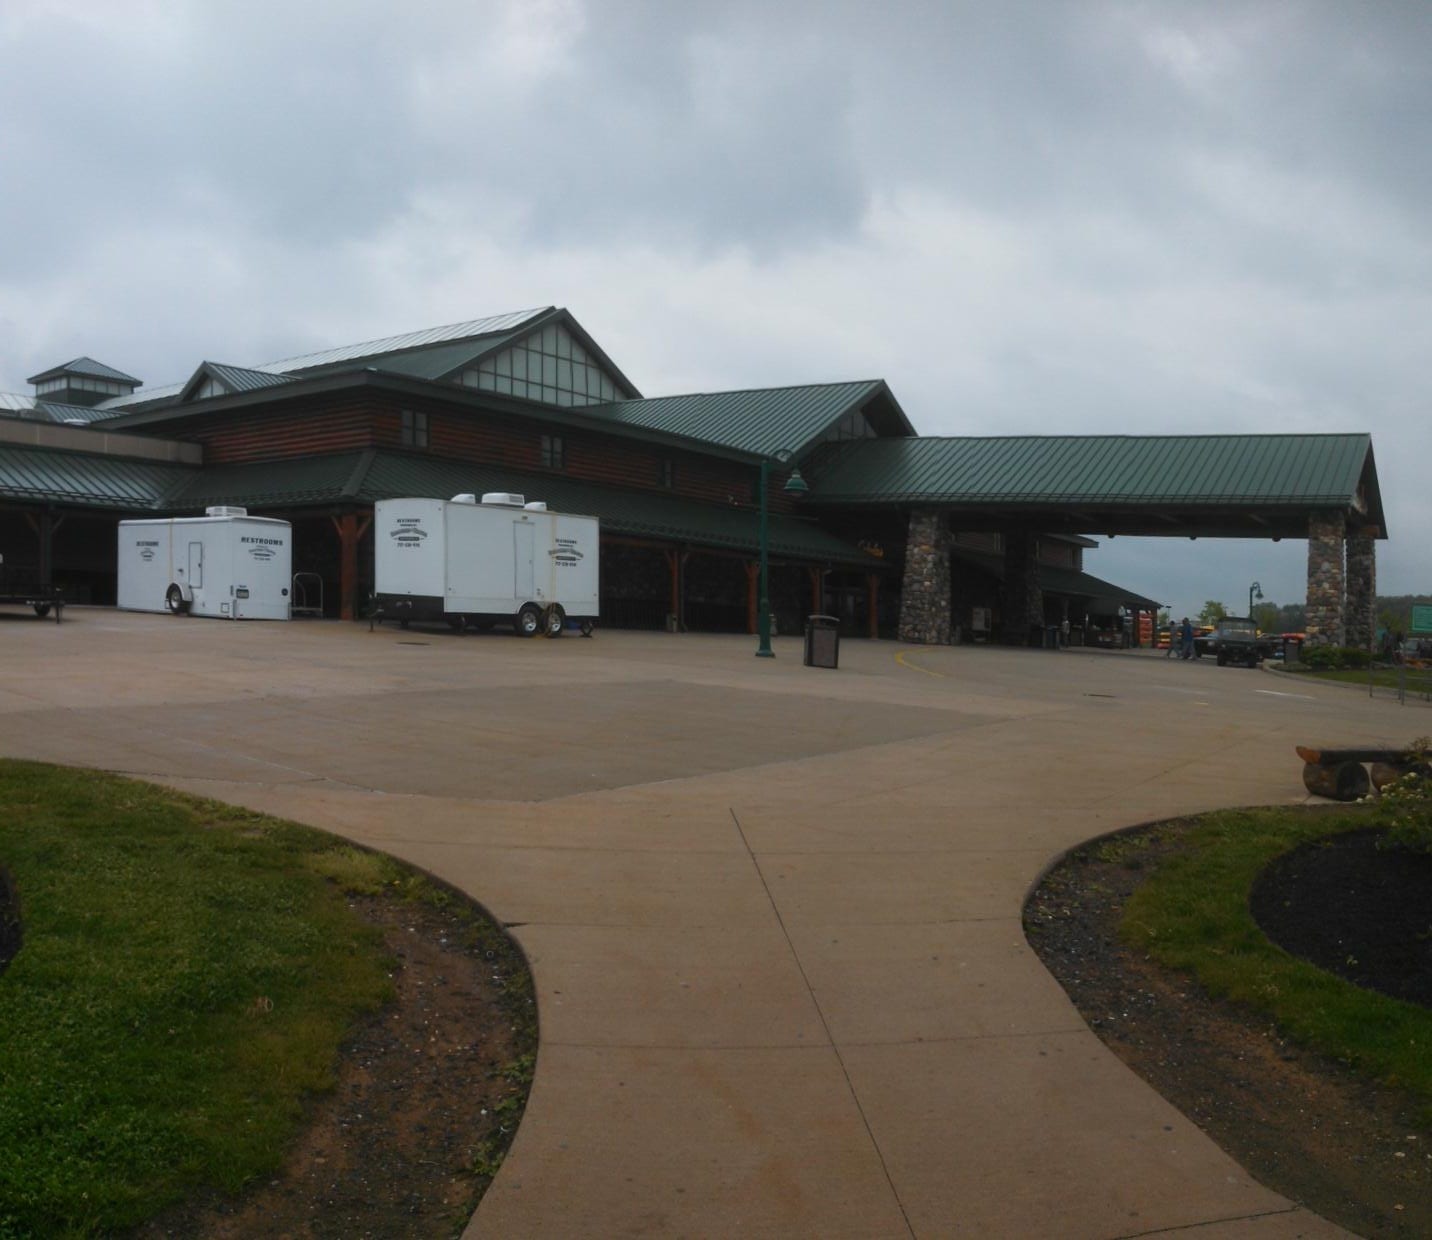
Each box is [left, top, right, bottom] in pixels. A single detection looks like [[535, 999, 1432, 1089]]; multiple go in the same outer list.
[[607, 377, 884, 403], [257, 307, 553, 370]]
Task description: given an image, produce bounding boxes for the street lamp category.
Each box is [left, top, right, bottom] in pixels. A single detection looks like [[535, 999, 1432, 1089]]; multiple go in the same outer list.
[[756, 449, 809, 658], [1249, 580, 1263, 617]]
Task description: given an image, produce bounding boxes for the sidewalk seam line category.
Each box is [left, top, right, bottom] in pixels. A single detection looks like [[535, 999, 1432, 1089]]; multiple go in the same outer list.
[[728, 806, 916, 1240], [1109, 1203, 1304, 1238]]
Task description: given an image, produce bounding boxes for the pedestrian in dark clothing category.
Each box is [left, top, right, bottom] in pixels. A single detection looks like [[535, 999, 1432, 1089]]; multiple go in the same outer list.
[[1180, 617, 1194, 660]]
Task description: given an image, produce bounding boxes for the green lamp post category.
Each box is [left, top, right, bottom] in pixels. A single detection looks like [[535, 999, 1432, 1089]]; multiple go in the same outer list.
[[1249, 580, 1263, 618], [756, 449, 809, 658]]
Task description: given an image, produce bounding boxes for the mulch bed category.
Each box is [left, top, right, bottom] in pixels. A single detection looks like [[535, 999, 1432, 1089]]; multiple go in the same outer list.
[[136, 889, 535, 1239], [1025, 816, 1431, 1240], [1252, 827, 1432, 1010]]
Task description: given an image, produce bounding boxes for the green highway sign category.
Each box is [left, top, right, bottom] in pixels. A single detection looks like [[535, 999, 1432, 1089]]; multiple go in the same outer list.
[[1412, 605, 1432, 634]]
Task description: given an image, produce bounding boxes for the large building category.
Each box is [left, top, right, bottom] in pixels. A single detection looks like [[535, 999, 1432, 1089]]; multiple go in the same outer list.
[[0, 306, 1385, 646]]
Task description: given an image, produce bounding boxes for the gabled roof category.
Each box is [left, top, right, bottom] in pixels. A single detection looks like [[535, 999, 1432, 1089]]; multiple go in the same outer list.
[[258, 308, 552, 374], [0, 394, 123, 424], [807, 434, 1385, 533], [95, 306, 642, 415], [581, 380, 913, 460], [178, 362, 297, 402], [27, 357, 142, 385]]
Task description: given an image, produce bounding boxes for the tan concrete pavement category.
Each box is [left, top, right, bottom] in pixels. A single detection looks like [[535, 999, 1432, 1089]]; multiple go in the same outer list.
[[2, 609, 1410, 1237]]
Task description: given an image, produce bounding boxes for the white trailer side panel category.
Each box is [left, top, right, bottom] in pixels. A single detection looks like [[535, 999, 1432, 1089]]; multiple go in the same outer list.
[[547, 513, 599, 617], [374, 499, 448, 601], [117, 520, 175, 613], [117, 516, 291, 619]]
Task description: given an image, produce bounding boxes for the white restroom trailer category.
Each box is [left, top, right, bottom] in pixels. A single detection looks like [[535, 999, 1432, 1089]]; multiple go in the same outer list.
[[374, 493, 599, 636], [117, 508, 292, 620]]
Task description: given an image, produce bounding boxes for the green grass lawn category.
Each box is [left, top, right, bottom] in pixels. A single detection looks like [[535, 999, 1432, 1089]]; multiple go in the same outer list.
[[0, 760, 397, 1238], [1118, 807, 1432, 1120], [1282, 665, 1432, 694]]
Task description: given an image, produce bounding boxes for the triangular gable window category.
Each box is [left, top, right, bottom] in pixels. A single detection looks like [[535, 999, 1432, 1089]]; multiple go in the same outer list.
[[459, 323, 624, 407], [193, 375, 228, 401]]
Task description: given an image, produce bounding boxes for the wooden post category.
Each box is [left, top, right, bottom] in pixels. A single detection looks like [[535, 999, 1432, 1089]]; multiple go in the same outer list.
[[809, 567, 822, 615], [745, 561, 759, 635], [867, 574, 879, 640], [666, 549, 680, 631], [332, 512, 369, 621]]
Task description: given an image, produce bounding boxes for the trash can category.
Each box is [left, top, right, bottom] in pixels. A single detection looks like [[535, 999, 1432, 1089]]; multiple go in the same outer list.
[[1282, 636, 1303, 665], [804, 615, 840, 669]]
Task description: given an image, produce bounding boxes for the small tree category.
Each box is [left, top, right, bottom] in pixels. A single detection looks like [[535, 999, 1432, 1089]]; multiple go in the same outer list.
[[1197, 600, 1227, 626], [1252, 601, 1279, 632]]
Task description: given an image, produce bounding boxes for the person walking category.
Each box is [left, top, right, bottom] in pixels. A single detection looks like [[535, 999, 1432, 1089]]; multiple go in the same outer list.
[[1164, 619, 1175, 658], [1180, 616, 1195, 660]]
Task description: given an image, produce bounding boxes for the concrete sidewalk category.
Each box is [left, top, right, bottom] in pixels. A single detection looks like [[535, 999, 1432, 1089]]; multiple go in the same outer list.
[[2, 611, 1401, 1237]]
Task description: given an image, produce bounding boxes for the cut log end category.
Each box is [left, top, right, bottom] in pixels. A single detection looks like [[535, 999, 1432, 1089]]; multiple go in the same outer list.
[[1302, 760, 1371, 802]]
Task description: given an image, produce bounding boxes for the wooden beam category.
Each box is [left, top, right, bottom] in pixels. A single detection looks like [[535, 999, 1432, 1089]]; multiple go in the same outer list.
[[337, 512, 360, 621], [867, 574, 879, 640], [745, 561, 759, 636]]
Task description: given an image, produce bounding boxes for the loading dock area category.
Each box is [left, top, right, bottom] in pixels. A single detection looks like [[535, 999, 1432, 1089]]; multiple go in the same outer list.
[[0, 613, 1383, 1238]]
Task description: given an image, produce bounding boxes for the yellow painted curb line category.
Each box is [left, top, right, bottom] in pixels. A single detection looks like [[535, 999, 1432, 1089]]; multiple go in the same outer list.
[[895, 649, 945, 678]]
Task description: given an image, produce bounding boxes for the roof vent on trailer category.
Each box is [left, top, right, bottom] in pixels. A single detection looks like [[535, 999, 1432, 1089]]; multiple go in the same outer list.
[[450, 493, 477, 504], [481, 492, 525, 507], [205, 506, 248, 517], [523, 501, 548, 512]]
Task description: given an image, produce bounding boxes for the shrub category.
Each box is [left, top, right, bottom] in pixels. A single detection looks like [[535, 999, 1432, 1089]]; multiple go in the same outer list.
[[1374, 737, 1432, 854], [1300, 645, 1373, 670]]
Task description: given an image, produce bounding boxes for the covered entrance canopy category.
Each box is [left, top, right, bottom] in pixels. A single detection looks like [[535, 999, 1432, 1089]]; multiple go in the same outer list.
[[806, 433, 1386, 647]]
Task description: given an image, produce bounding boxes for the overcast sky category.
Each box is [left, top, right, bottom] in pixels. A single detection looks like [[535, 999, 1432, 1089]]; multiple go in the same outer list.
[[2, 0, 1427, 618]]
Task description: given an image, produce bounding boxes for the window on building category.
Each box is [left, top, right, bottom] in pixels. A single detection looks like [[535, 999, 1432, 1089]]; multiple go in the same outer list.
[[541, 433, 565, 469], [660, 459, 675, 489], [401, 409, 429, 449]]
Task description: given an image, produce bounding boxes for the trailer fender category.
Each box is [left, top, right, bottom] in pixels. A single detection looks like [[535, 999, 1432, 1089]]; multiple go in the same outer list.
[[165, 582, 193, 615]]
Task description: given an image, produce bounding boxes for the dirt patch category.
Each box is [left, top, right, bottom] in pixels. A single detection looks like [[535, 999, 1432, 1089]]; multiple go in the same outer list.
[[140, 888, 536, 1239], [1252, 828, 1432, 1010], [0, 865, 19, 976], [1025, 817, 1431, 1240]]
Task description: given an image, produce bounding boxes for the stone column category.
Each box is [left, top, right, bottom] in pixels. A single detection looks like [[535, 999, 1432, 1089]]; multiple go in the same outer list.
[[1344, 532, 1376, 652], [1000, 530, 1043, 645], [1305, 510, 1345, 647], [898, 509, 952, 644]]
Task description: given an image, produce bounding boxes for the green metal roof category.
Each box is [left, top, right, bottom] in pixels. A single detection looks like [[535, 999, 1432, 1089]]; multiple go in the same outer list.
[[27, 357, 141, 385], [362, 335, 522, 382], [169, 452, 368, 509], [358, 453, 874, 564], [581, 381, 904, 460], [259, 308, 550, 374], [165, 449, 876, 565], [810, 434, 1375, 506], [0, 444, 191, 508], [180, 363, 297, 400]]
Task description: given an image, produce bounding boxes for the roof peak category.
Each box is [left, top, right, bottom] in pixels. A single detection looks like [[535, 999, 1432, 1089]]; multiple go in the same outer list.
[[258, 307, 555, 373]]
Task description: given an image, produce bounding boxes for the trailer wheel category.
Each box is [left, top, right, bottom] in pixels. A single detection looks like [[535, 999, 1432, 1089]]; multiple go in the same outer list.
[[32, 603, 51, 618], [516, 603, 543, 637], [165, 584, 190, 615], [544, 604, 566, 638]]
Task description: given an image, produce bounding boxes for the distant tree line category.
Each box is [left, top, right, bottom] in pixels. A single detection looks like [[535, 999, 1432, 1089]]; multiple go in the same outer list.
[[1158, 595, 1430, 636]]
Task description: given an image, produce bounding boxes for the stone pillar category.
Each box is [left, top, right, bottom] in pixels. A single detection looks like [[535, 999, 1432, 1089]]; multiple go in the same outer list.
[[1000, 530, 1043, 646], [1344, 532, 1376, 652], [898, 509, 952, 644], [1305, 510, 1345, 647]]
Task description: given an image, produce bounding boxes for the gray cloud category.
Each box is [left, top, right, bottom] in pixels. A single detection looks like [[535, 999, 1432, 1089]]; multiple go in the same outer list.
[[1, 0, 1426, 612]]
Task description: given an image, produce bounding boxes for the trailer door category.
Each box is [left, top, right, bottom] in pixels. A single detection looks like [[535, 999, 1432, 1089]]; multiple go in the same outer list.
[[514, 522, 535, 599], [187, 541, 204, 588]]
